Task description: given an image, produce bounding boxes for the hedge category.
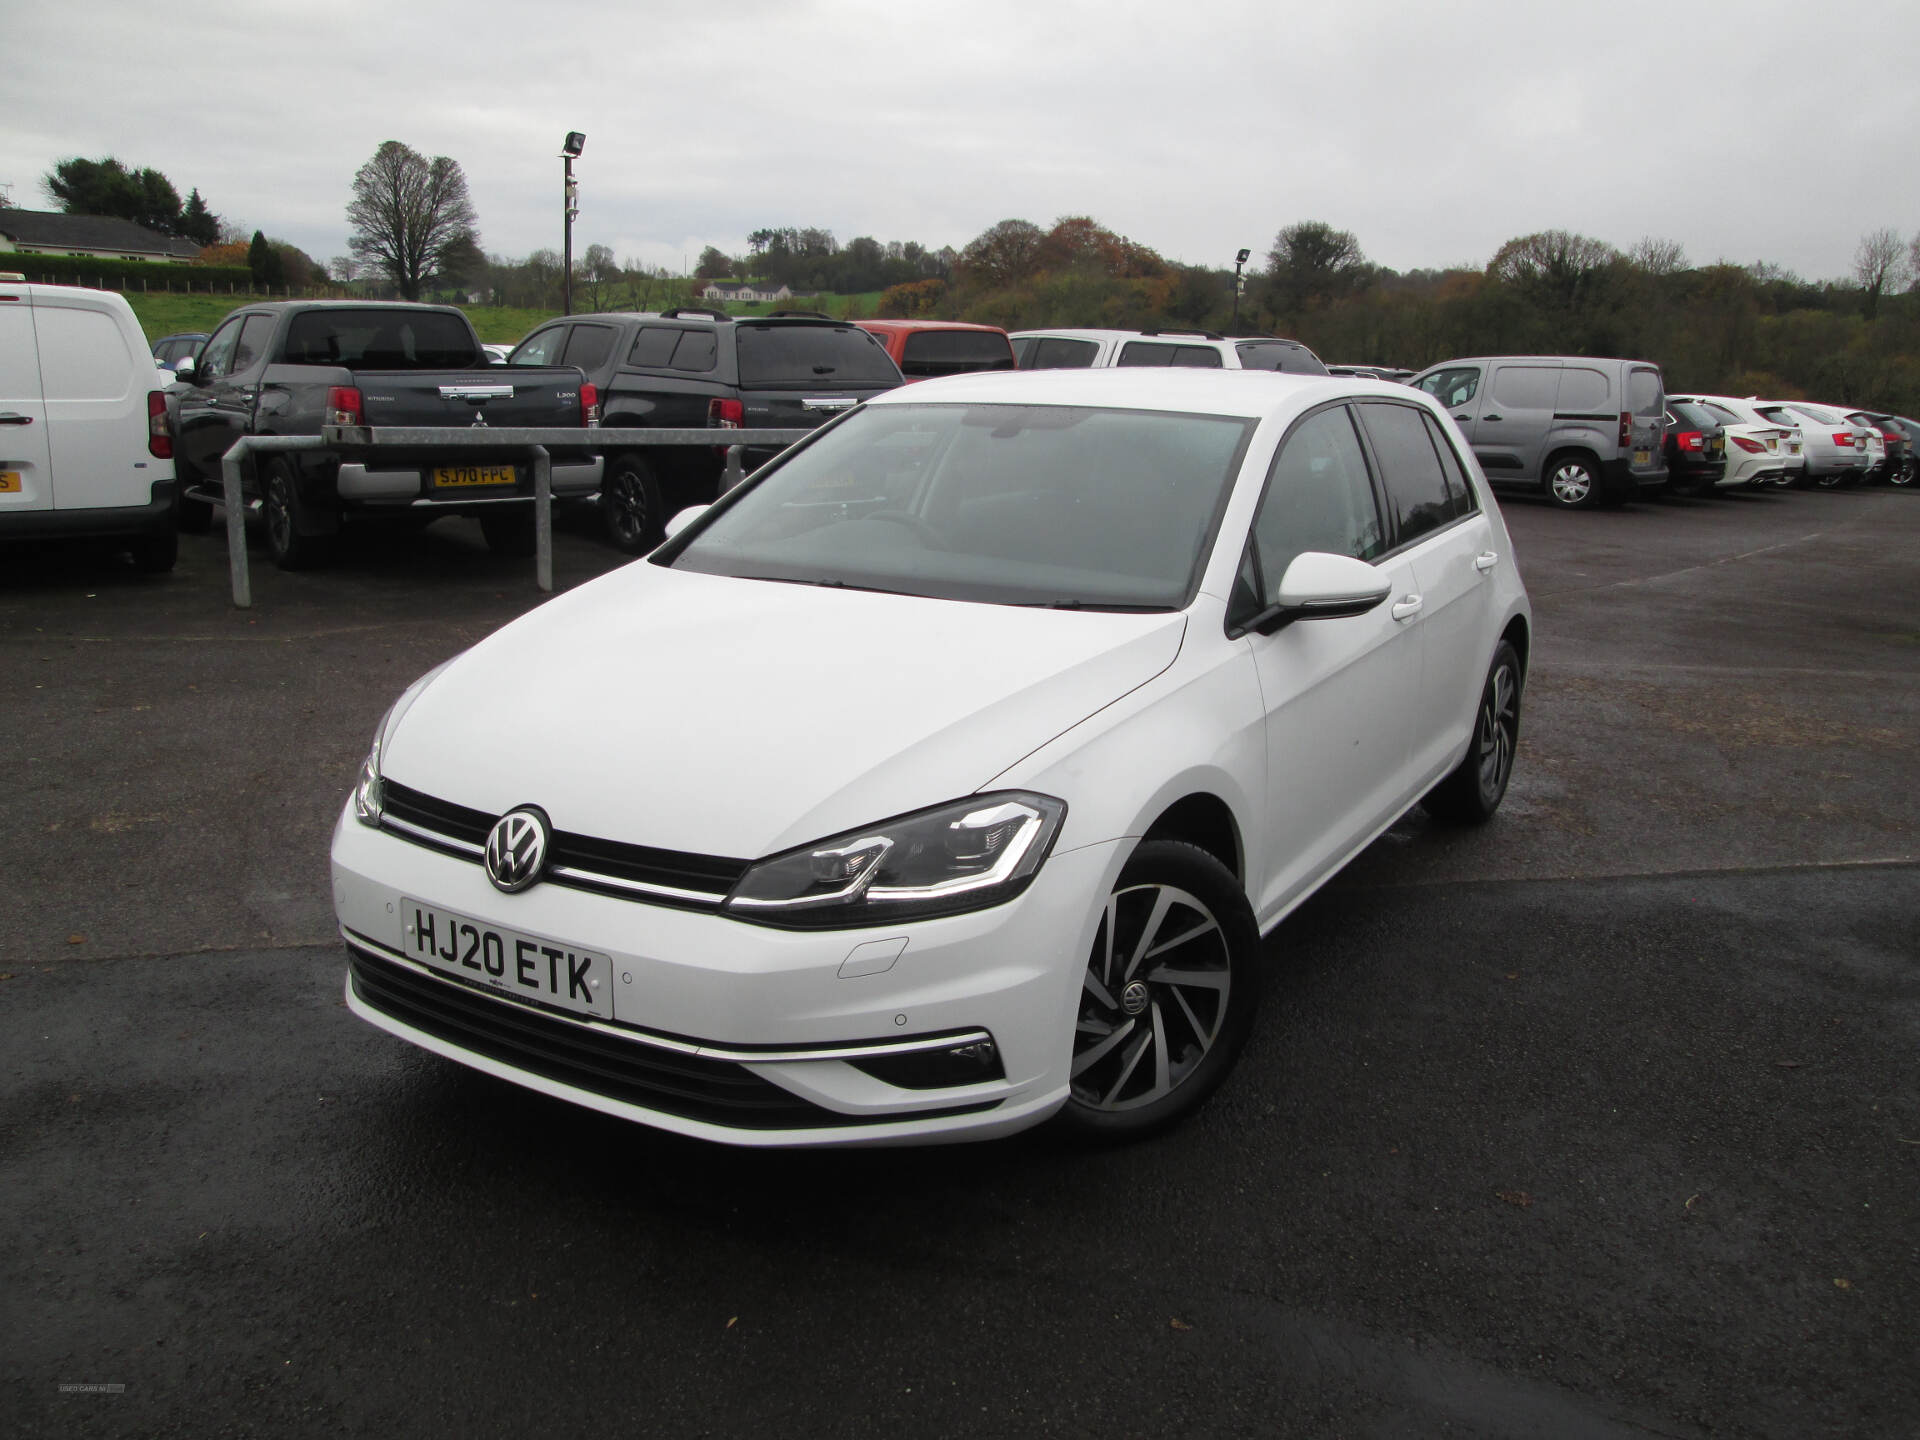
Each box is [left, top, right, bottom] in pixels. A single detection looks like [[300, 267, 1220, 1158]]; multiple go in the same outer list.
[[0, 252, 258, 292]]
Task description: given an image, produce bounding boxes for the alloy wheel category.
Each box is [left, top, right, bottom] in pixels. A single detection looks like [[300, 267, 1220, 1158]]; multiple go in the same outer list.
[[1478, 660, 1519, 806], [608, 466, 650, 548], [1072, 882, 1231, 1112]]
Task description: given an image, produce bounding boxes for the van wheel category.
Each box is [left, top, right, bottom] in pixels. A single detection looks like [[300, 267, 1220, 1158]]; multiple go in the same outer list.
[[1543, 453, 1601, 509], [263, 459, 328, 570], [480, 507, 537, 557], [603, 453, 664, 554], [129, 529, 178, 574], [1055, 841, 1262, 1141], [1423, 640, 1523, 824]]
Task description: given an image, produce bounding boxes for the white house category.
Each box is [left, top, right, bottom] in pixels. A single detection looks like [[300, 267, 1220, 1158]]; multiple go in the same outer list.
[[700, 280, 794, 303], [0, 209, 201, 263]]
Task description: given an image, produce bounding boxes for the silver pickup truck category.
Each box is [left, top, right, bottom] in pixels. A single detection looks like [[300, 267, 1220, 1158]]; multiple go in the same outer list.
[[171, 301, 601, 568]]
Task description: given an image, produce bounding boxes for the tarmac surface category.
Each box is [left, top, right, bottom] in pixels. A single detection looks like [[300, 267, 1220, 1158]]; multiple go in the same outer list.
[[3, 483, 1917, 1438]]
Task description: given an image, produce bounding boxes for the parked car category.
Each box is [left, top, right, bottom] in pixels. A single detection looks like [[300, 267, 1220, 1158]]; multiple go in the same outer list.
[[1408, 355, 1668, 508], [1877, 416, 1919, 485], [1666, 394, 1800, 486], [170, 302, 599, 568], [853, 319, 1015, 381], [1660, 401, 1728, 495], [1827, 408, 1903, 484], [1751, 402, 1868, 488], [150, 331, 208, 373], [507, 309, 904, 553], [331, 367, 1532, 1146], [0, 281, 177, 571], [1010, 328, 1328, 375], [1326, 365, 1415, 382]]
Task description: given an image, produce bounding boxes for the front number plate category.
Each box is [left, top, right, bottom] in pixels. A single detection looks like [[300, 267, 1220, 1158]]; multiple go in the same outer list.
[[432, 464, 517, 490], [0, 470, 20, 494], [402, 898, 612, 1018]]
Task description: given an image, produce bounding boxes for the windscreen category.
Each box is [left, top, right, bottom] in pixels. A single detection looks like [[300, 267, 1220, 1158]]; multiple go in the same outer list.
[[669, 403, 1255, 610], [1235, 341, 1330, 375], [736, 323, 902, 386], [282, 309, 481, 368], [898, 330, 1016, 377]]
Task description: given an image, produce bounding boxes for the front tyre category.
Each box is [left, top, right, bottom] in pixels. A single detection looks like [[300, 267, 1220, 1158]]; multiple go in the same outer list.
[[1056, 841, 1261, 1141], [1422, 639, 1523, 824], [1543, 453, 1601, 509], [602, 452, 664, 554]]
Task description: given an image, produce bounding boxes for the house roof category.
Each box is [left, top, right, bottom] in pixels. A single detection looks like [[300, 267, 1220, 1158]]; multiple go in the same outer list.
[[0, 208, 201, 258]]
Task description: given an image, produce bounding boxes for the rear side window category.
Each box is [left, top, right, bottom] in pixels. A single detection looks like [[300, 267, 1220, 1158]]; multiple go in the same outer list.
[[625, 327, 679, 368], [898, 330, 1016, 378], [671, 330, 717, 372], [1357, 401, 1458, 545], [1556, 367, 1611, 413], [1421, 413, 1479, 519], [1627, 367, 1664, 416], [284, 309, 480, 368], [1117, 342, 1176, 367], [735, 324, 900, 385], [1700, 401, 1741, 424], [1416, 366, 1481, 410], [1490, 365, 1560, 411], [34, 305, 133, 400], [1024, 337, 1098, 369], [562, 324, 616, 372], [1236, 341, 1328, 375], [1249, 405, 1385, 597], [1669, 402, 1718, 430], [230, 314, 277, 374]]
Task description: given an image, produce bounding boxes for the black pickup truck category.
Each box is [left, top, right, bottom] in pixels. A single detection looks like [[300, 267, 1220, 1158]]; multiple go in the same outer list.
[[170, 301, 600, 568], [505, 309, 902, 551]]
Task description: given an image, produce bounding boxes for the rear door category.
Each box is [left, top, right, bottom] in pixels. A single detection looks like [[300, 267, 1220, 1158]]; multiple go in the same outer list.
[[733, 322, 902, 430], [0, 285, 53, 518], [1625, 365, 1666, 481], [1479, 361, 1560, 479], [35, 291, 154, 510]]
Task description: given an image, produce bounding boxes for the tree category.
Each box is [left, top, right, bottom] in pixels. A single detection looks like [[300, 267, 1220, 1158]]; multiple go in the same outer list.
[[1628, 236, 1688, 276], [345, 140, 480, 301], [179, 189, 220, 247], [1265, 221, 1368, 322], [328, 255, 359, 285], [1852, 228, 1910, 319], [248, 230, 285, 290], [694, 245, 734, 280], [576, 243, 620, 310], [43, 157, 186, 234], [955, 219, 1045, 291]]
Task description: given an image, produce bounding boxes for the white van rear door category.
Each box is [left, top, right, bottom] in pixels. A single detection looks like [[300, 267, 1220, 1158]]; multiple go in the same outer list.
[[0, 288, 54, 516], [34, 291, 154, 511]]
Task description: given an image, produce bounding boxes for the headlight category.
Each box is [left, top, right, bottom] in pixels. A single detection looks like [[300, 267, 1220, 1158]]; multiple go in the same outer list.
[[724, 792, 1067, 929], [352, 657, 460, 829]]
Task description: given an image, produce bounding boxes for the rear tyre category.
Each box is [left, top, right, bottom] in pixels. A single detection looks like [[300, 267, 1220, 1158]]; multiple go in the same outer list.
[[129, 529, 178, 574], [1422, 639, 1523, 825], [602, 452, 664, 554], [263, 459, 328, 570], [480, 507, 537, 557], [1893, 456, 1916, 487], [1543, 453, 1602, 509], [1055, 840, 1262, 1141]]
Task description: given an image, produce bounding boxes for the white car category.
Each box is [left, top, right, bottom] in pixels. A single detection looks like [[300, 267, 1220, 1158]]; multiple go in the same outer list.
[[1667, 394, 1799, 487], [0, 281, 178, 570], [330, 369, 1531, 1146], [1755, 401, 1868, 487], [1011, 327, 1327, 375]]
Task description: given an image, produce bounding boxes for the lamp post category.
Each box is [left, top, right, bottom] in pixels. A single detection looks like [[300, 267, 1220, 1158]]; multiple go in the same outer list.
[[561, 131, 585, 315], [1232, 247, 1250, 334]]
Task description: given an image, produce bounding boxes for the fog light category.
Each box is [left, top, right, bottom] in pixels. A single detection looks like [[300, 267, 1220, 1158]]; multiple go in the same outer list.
[[851, 1036, 1003, 1090]]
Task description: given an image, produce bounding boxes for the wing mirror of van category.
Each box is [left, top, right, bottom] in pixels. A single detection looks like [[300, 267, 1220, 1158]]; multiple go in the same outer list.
[[1234, 552, 1392, 637]]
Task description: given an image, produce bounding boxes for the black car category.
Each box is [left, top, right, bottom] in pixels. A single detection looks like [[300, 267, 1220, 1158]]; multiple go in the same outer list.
[[1661, 401, 1728, 496], [507, 310, 905, 552], [1856, 413, 1914, 486]]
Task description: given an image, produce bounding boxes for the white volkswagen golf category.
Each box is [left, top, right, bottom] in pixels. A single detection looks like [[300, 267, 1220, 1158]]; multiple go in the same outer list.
[[331, 368, 1531, 1145]]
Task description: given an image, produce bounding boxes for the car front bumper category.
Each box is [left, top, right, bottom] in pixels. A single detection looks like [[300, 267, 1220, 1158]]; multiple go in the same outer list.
[[330, 803, 1120, 1146]]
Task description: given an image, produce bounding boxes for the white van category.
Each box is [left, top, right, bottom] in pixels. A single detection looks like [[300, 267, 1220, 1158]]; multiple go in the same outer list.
[[0, 282, 178, 571]]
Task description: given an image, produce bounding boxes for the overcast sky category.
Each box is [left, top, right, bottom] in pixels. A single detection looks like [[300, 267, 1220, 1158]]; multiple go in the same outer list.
[[5, 0, 1916, 282]]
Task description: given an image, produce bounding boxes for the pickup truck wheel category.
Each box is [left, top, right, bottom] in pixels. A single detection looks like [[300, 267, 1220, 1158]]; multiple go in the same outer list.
[[480, 507, 537, 558], [263, 459, 327, 570], [603, 454, 664, 554]]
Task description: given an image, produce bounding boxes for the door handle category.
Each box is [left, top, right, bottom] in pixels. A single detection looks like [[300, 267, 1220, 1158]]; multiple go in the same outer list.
[[1390, 594, 1424, 622], [0, 412, 33, 425], [1474, 551, 1499, 573], [1482, 414, 1503, 422], [1452, 414, 1472, 422]]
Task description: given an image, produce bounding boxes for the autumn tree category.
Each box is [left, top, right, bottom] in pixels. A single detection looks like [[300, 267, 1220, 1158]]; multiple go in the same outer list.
[[345, 140, 480, 301], [1852, 228, 1910, 319], [954, 219, 1045, 291]]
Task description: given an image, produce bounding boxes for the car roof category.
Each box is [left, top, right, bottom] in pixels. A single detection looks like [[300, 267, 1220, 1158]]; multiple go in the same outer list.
[[854, 319, 1007, 335], [862, 365, 1407, 421]]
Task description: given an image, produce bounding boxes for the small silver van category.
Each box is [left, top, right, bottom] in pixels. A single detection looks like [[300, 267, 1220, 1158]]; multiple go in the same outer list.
[[1408, 356, 1668, 508]]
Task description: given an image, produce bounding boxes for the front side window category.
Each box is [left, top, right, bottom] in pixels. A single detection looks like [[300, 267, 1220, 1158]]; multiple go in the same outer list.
[[1415, 366, 1481, 411], [1357, 401, 1457, 546], [512, 326, 567, 366], [197, 315, 246, 380], [670, 403, 1254, 610], [1247, 405, 1384, 601]]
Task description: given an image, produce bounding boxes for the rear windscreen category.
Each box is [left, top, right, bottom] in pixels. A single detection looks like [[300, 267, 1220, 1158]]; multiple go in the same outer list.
[[283, 309, 480, 368], [899, 330, 1016, 377], [736, 324, 902, 386], [1235, 341, 1330, 375], [1669, 402, 1718, 429]]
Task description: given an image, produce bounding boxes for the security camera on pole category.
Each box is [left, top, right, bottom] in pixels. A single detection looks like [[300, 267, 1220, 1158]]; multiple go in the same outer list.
[[561, 131, 585, 315], [1232, 248, 1250, 334]]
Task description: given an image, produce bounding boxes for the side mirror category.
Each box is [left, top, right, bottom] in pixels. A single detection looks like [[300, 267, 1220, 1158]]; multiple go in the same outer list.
[[173, 356, 197, 378], [1238, 552, 1391, 636], [663, 504, 710, 540]]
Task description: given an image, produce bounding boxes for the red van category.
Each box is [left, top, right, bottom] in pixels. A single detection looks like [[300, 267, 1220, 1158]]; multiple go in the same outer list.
[[854, 320, 1016, 382]]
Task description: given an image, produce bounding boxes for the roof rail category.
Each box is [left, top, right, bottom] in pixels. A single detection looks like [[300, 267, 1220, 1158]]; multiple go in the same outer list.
[[1138, 328, 1225, 340], [660, 306, 731, 322]]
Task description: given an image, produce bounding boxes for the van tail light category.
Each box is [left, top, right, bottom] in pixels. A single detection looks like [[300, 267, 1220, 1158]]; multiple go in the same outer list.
[[326, 386, 364, 427], [1676, 430, 1704, 452], [1731, 435, 1766, 454], [579, 382, 599, 426], [1618, 411, 1633, 446], [1833, 431, 1854, 448], [147, 391, 172, 458], [708, 398, 744, 429]]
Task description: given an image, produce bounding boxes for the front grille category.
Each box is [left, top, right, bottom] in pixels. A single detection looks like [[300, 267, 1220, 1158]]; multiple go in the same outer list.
[[347, 943, 997, 1131], [379, 779, 749, 909]]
